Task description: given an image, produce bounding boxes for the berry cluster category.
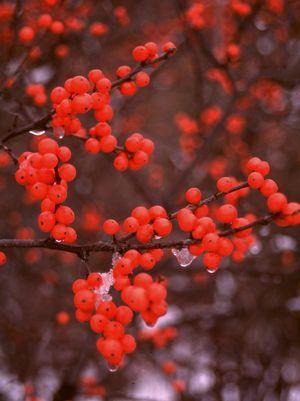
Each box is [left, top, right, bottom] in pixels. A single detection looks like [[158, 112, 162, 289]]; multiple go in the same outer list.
[[103, 205, 172, 244], [50, 42, 176, 171], [72, 252, 168, 368], [25, 84, 47, 107], [99, 156, 298, 275], [246, 157, 299, 226], [14, 138, 77, 243]]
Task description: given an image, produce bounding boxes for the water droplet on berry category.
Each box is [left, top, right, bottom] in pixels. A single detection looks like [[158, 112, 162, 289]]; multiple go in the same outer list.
[[154, 235, 162, 240], [29, 129, 45, 136], [53, 126, 65, 139], [107, 363, 119, 372], [55, 239, 62, 243], [172, 248, 196, 267], [206, 268, 217, 274]]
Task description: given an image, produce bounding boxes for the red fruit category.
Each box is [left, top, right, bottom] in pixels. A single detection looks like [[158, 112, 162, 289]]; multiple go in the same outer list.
[[149, 205, 168, 219], [132, 206, 150, 225], [147, 283, 167, 303], [217, 237, 234, 256], [74, 289, 95, 312], [140, 253, 156, 270], [121, 286, 149, 312], [134, 273, 153, 288], [177, 208, 196, 232], [72, 279, 88, 293], [202, 233, 220, 252], [48, 184, 67, 204], [116, 306, 133, 325], [64, 227, 77, 243], [19, 26, 35, 43], [120, 81, 137, 96], [100, 338, 123, 361], [203, 252, 221, 272], [51, 224, 67, 241], [71, 75, 90, 94], [103, 219, 120, 235], [217, 177, 234, 192], [267, 192, 288, 212], [136, 71, 150, 87], [123, 216, 139, 233], [132, 45, 149, 62], [38, 211, 56, 232], [90, 314, 108, 333], [97, 301, 117, 319], [0, 251, 7, 265], [185, 187, 202, 204], [55, 205, 75, 225], [216, 204, 238, 223], [50, 87, 69, 104], [136, 224, 153, 243], [30, 182, 48, 200], [260, 179, 278, 197], [153, 218, 172, 237], [87, 272, 103, 288], [163, 41, 176, 53], [85, 138, 101, 154], [114, 257, 133, 275], [122, 334, 136, 353], [75, 309, 92, 322], [103, 321, 125, 339], [162, 360, 176, 374], [101, 135, 117, 153], [246, 157, 262, 173], [42, 153, 58, 169], [144, 42, 158, 57], [247, 172, 264, 189]]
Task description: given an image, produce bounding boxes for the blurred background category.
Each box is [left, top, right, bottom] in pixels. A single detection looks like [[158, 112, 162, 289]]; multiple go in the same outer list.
[[0, 0, 300, 400]]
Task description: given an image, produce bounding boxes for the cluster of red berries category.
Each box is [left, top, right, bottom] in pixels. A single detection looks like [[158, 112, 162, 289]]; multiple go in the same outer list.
[[72, 251, 168, 367], [50, 42, 176, 170], [14, 138, 77, 243], [100, 156, 298, 274], [246, 157, 300, 226], [25, 84, 47, 107], [103, 205, 172, 244]]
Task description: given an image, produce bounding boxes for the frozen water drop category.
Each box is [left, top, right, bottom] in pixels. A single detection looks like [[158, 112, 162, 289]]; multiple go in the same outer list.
[[206, 268, 217, 274], [107, 363, 119, 372], [172, 248, 196, 267], [53, 126, 65, 139], [154, 235, 162, 240], [29, 129, 45, 136], [112, 252, 121, 266], [102, 293, 112, 301], [55, 239, 62, 243]]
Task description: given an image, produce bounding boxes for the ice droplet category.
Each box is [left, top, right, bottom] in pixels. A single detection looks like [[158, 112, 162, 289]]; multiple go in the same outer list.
[[29, 129, 45, 136], [107, 363, 119, 372], [206, 268, 217, 274], [94, 269, 115, 308], [172, 248, 196, 267], [53, 126, 65, 139], [112, 252, 121, 266], [154, 235, 162, 240]]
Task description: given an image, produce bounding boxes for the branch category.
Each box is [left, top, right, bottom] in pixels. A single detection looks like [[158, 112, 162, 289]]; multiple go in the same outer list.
[[0, 212, 295, 257]]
